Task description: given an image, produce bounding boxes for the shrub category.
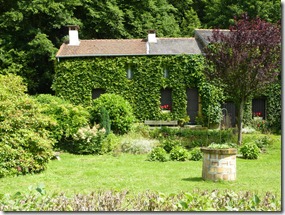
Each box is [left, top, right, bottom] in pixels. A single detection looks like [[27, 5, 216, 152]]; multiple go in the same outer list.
[[169, 146, 189, 161], [189, 147, 203, 161], [90, 94, 136, 134], [0, 189, 281, 211], [121, 139, 157, 154], [147, 147, 168, 162], [101, 133, 120, 154], [72, 125, 106, 155], [240, 142, 260, 159], [35, 94, 90, 149], [0, 96, 55, 178], [161, 138, 181, 153], [255, 136, 273, 151]]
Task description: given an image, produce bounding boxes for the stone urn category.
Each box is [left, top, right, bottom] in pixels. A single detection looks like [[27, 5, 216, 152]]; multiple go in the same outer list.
[[200, 147, 237, 181]]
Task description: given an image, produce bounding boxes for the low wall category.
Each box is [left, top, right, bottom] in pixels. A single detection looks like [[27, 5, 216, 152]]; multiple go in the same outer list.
[[201, 148, 237, 181]]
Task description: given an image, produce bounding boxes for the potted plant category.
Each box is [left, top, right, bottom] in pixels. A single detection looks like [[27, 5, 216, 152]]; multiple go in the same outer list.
[[253, 112, 263, 121], [200, 143, 237, 181], [160, 104, 171, 113]]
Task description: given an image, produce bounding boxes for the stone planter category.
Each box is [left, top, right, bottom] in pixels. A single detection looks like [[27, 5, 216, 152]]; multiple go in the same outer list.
[[200, 147, 237, 181]]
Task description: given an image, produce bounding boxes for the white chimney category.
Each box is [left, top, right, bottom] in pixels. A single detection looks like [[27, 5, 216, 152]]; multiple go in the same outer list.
[[68, 25, 80, 46], [147, 30, 157, 43]]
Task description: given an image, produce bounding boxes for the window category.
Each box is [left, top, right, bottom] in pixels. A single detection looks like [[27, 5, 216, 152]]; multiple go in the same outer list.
[[160, 88, 172, 110], [92, 88, 106, 99], [252, 98, 266, 119], [163, 67, 169, 78], [126, 64, 133, 79]]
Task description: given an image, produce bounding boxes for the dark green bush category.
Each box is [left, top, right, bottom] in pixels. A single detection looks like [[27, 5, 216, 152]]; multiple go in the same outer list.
[[161, 138, 181, 153], [189, 147, 203, 161], [147, 147, 168, 162], [90, 93, 136, 134], [169, 146, 189, 161], [240, 142, 260, 159], [35, 94, 90, 149]]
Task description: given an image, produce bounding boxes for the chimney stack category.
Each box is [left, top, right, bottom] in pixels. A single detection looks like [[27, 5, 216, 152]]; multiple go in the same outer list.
[[147, 30, 157, 43], [68, 25, 80, 46]]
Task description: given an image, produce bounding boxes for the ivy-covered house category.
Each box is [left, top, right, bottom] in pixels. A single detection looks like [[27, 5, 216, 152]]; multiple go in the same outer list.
[[53, 26, 268, 126]]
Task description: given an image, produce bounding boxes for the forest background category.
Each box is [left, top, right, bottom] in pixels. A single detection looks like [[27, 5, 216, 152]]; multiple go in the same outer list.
[[0, 0, 281, 94]]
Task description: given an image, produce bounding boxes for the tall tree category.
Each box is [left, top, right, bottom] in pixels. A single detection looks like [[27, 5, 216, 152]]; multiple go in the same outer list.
[[167, 0, 201, 36], [203, 15, 281, 144], [0, 0, 81, 94], [201, 0, 281, 28]]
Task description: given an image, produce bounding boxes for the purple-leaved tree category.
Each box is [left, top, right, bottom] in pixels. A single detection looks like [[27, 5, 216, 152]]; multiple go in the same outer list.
[[204, 14, 281, 145]]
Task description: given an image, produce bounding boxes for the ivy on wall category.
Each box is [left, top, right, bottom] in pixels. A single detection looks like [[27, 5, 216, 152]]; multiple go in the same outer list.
[[52, 55, 223, 124]]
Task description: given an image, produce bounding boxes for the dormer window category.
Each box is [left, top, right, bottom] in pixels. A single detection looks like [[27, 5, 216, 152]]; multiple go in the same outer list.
[[127, 64, 133, 79]]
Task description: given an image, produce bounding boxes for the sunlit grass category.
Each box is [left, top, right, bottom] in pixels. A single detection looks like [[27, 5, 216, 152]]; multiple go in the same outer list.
[[0, 134, 281, 198]]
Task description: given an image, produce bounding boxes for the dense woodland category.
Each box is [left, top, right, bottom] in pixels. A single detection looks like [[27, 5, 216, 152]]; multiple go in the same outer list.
[[0, 0, 281, 94]]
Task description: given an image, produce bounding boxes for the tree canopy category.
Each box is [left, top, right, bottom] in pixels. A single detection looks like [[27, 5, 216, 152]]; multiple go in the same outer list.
[[203, 15, 281, 144]]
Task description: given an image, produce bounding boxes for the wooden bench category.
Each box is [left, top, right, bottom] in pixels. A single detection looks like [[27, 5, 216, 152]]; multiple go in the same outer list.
[[144, 120, 178, 126]]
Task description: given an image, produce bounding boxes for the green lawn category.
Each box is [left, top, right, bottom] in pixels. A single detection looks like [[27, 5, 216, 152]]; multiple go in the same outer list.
[[0, 134, 281, 198]]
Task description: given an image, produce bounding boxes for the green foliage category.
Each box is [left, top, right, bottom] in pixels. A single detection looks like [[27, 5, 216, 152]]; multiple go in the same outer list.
[[151, 127, 235, 149], [254, 136, 273, 150], [202, 0, 281, 29], [207, 143, 233, 149], [53, 55, 221, 125], [161, 138, 181, 153], [169, 146, 189, 161], [0, 74, 27, 100], [250, 119, 269, 134], [34, 94, 90, 149], [147, 147, 168, 162], [240, 142, 260, 159], [121, 139, 157, 155], [90, 93, 136, 134], [189, 147, 203, 161], [0, 95, 55, 178], [0, 188, 281, 211], [265, 82, 281, 133], [101, 133, 120, 154], [99, 107, 111, 135], [72, 125, 107, 155]]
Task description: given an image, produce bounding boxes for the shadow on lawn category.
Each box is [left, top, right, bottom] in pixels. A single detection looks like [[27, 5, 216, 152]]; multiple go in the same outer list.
[[182, 177, 203, 182]]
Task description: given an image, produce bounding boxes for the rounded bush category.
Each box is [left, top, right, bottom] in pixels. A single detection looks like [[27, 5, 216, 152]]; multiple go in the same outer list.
[[161, 138, 181, 153], [35, 94, 90, 150], [240, 142, 260, 159], [72, 125, 107, 154], [189, 147, 203, 161], [0, 96, 55, 177], [90, 93, 136, 134], [169, 146, 189, 161], [147, 147, 168, 162]]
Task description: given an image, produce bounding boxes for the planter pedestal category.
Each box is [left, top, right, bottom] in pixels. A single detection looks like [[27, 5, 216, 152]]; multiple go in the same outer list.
[[200, 148, 237, 181]]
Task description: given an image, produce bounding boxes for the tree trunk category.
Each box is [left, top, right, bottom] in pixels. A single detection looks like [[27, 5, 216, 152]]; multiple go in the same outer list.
[[237, 99, 245, 145]]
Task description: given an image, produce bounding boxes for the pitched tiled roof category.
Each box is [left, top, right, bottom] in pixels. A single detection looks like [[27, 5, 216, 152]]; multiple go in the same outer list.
[[56, 39, 147, 57], [56, 30, 216, 58]]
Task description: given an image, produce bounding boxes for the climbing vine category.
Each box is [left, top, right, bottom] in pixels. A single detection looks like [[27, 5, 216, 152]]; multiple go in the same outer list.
[[53, 55, 223, 124]]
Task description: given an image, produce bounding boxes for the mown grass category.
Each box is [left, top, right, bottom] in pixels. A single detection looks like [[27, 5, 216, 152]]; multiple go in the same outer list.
[[0, 134, 281, 198]]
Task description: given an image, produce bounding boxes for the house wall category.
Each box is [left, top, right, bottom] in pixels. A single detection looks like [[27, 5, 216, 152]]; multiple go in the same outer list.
[[53, 55, 223, 124]]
